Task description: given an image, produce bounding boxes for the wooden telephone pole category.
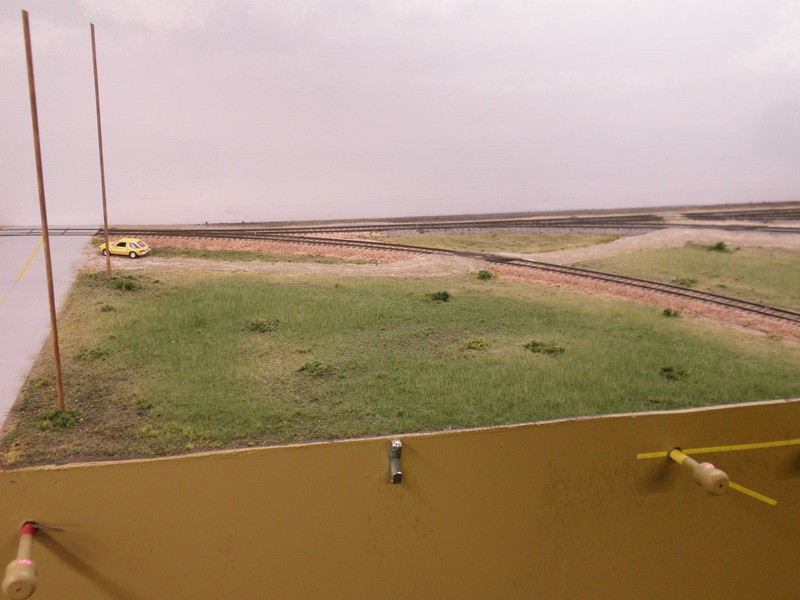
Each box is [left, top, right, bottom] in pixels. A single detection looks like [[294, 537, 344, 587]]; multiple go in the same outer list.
[[90, 23, 113, 279], [22, 10, 65, 412]]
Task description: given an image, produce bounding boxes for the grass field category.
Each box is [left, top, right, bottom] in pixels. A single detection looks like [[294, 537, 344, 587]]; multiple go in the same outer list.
[[573, 244, 800, 311], [3, 268, 799, 467], [374, 232, 619, 253]]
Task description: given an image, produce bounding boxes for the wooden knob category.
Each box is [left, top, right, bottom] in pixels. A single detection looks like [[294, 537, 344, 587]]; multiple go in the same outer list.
[[2, 559, 37, 600], [669, 448, 729, 495], [2, 524, 38, 600]]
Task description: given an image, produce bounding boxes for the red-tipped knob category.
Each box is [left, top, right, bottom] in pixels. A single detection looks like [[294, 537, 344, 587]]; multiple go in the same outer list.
[[2, 523, 38, 600]]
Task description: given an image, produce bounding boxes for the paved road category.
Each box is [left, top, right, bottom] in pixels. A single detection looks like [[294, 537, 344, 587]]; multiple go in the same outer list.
[[0, 235, 88, 423]]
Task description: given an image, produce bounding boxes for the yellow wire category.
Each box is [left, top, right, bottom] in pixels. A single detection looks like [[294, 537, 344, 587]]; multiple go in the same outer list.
[[637, 437, 800, 460], [729, 481, 777, 506]]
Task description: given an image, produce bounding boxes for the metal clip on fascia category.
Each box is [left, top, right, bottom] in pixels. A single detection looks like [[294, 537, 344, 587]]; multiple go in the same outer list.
[[390, 440, 402, 484]]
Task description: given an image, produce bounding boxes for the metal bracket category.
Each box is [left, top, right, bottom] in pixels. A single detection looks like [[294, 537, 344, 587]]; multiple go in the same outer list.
[[390, 440, 402, 484]]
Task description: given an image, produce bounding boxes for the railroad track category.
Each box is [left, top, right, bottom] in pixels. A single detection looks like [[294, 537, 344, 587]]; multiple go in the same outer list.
[[4, 224, 799, 325], [2, 219, 664, 237], [683, 207, 800, 221], [480, 256, 800, 325], [109, 229, 800, 326], [4, 218, 800, 237]]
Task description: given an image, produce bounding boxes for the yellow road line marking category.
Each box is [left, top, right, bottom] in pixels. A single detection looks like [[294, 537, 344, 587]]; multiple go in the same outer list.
[[16, 237, 43, 280], [637, 438, 800, 460], [0, 293, 8, 307], [729, 481, 778, 506]]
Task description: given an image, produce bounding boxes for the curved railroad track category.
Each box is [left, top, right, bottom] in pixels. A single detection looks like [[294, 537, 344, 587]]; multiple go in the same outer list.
[[117, 228, 800, 326], [4, 221, 799, 326], [476, 255, 800, 324]]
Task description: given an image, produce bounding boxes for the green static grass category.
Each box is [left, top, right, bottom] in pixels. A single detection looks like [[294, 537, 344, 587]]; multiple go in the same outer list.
[[3, 270, 799, 466], [374, 232, 619, 253], [573, 244, 800, 311], [149, 247, 374, 264]]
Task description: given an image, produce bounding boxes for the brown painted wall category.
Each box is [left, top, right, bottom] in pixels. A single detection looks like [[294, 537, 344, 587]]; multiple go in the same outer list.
[[1, 399, 799, 599]]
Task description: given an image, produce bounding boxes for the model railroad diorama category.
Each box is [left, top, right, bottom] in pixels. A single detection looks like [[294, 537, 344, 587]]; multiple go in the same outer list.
[[2, 203, 800, 600], [3, 8, 800, 599], [3, 203, 799, 463]]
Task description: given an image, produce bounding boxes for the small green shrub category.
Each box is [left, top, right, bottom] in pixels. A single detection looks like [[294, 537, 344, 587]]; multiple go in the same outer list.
[[461, 338, 488, 351], [37, 409, 82, 431], [426, 291, 451, 302], [73, 346, 109, 361], [139, 425, 161, 437], [111, 276, 141, 291], [135, 400, 153, 416], [297, 361, 333, 376], [671, 278, 698, 287], [100, 304, 117, 312], [660, 366, 689, 381], [662, 308, 681, 318], [704, 241, 731, 253], [523, 341, 565, 355], [246, 319, 280, 333], [475, 270, 496, 280]]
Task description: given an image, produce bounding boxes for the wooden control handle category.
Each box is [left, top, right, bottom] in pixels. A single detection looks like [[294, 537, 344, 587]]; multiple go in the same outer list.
[[669, 448, 729, 495], [2, 523, 38, 600]]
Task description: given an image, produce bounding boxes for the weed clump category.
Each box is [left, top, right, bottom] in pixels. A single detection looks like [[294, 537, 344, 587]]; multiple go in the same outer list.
[[660, 366, 689, 381], [73, 346, 109, 361], [662, 308, 681, 318], [671, 278, 698, 287], [135, 399, 153, 416], [426, 291, 451, 302], [523, 341, 565, 355], [111, 275, 141, 291], [297, 361, 333, 376], [37, 409, 82, 431], [461, 338, 488, 351], [475, 270, 496, 280], [100, 304, 117, 312], [703, 241, 731, 253], [246, 319, 280, 333]]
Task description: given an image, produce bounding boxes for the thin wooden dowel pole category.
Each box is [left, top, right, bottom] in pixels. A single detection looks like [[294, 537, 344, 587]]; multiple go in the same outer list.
[[90, 23, 112, 279], [22, 10, 65, 412]]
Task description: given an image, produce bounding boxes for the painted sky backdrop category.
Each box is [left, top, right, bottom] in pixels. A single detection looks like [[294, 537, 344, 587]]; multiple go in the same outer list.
[[2, 1, 800, 225]]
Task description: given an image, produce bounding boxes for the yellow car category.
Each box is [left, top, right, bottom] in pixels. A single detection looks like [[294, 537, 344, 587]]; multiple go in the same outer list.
[[98, 238, 151, 258]]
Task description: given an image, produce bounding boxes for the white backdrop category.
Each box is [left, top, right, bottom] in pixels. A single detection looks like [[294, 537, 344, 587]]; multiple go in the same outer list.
[[2, 1, 800, 225]]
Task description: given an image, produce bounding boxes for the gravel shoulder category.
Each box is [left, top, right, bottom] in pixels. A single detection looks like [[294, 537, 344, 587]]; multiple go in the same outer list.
[[82, 249, 487, 277]]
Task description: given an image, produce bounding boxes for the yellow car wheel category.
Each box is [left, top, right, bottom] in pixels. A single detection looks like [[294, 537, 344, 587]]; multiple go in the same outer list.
[[129, 251, 137, 258], [102, 249, 108, 256]]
